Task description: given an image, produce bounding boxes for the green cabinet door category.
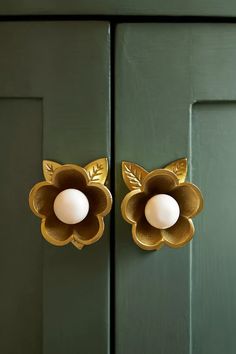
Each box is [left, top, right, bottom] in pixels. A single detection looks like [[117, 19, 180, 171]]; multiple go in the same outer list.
[[1, 19, 236, 354], [115, 23, 236, 354], [0, 22, 110, 354]]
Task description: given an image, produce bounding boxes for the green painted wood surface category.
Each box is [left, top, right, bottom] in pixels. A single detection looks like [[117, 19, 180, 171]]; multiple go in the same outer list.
[[0, 22, 110, 354], [1, 0, 236, 16], [115, 23, 236, 354], [192, 102, 236, 354], [0, 99, 43, 354]]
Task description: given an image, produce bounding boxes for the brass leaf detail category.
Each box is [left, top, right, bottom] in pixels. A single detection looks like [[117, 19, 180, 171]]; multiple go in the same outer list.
[[84, 158, 108, 184], [43, 160, 61, 182], [122, 162, 148, 190], [164, 158, 188, 183]]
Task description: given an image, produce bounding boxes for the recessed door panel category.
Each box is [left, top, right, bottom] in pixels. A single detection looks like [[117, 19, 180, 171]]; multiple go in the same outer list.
[[192, 102, 236, 354]]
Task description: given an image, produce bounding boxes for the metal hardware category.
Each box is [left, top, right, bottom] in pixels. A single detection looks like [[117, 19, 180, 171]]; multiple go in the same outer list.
[[121, 158, 203, 251], [29, 158, 112, 250]]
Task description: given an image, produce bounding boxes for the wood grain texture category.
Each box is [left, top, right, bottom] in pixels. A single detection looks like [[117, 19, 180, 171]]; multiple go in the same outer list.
[[0, 99, 43, 354], [0, 22, 110, 354], [115, 23, 236, 354], [192, 103, 236, 354], [1, 0, 236, 16]]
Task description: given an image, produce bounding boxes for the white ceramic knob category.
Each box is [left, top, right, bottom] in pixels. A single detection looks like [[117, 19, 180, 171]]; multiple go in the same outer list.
[[144, 194, 180, 229], [53, 188, 89, 225]]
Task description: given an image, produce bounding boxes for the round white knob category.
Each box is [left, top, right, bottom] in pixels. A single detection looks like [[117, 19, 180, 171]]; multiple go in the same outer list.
[[144, 194, 180, 229], [53, 188, 89, 225]]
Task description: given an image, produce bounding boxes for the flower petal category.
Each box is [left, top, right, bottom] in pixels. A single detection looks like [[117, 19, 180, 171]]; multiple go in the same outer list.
[[86, 183, 112, 216], [170, 182, 203, 218], [132, 215, 164, 251], [121, 189, 147, 224], [73, 213, 104, 245], [41, 215, 73, 246], [52, 164, 89, 191], [143, 169, 179, 196], [161, 216, 194, 248], [29, 182, 58, 218]]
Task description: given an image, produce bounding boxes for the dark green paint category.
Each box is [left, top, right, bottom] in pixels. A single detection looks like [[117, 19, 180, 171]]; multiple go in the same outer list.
[[1, 0, 236, 16], [0, 99, 43, 354], [1, 19, 236, 354], [115, 23, 236, 353], [192, 102, 236, 354], [0, 22, 110, 354]]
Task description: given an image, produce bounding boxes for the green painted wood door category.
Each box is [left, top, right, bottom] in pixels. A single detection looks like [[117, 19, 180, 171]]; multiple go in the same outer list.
[[1, 19, 236, 354], [115, 23, 236, 354], [0, 21, 110, 354]]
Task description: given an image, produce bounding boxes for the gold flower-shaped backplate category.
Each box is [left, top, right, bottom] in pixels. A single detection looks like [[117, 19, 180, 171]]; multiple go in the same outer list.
[[29, 158, 112, 250], [121, 158, 203, 251]]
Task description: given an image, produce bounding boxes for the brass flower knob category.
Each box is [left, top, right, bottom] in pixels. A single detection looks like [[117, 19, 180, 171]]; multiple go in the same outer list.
[[121, 158, 203, 251], [29, 158, 112, 250]]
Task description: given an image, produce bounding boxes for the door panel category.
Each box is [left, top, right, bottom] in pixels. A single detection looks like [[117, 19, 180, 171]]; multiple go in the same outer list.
[[0, 98, 43, 354], [192, 102, 236, 354], [1, 0, 236, 16], [115, 23, 236, 354], [0, 22, 110, 354]]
